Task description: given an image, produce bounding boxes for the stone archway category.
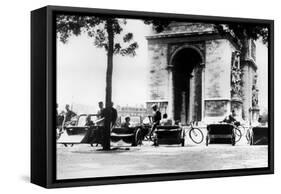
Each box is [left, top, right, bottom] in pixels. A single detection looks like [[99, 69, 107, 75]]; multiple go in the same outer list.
[[170, 46, 204, 124]]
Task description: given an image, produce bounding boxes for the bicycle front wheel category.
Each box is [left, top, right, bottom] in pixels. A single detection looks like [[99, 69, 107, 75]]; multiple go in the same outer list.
[[189, 128, 204, 144]]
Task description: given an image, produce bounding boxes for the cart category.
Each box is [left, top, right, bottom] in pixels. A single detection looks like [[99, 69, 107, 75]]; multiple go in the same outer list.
[[206, 123, 235, 146], [111, 127, 142, 146], [249, 126, 268, 145], [57, 114, 142, 147], [153, 125, 185, 146], [57, 114, 103, 147]]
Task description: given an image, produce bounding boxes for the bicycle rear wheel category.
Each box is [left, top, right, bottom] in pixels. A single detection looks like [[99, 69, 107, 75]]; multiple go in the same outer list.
[[189, 128, 204, 144]]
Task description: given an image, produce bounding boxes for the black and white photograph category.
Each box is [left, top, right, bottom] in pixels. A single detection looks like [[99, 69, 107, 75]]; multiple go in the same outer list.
[[2, 0, 281, 192], [55, 12, 270, 180]]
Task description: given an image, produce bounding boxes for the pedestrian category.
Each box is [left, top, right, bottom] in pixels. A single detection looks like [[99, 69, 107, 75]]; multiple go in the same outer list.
[[149, 104, 161, 138], [64, 104, 77, 122], [96, 101, 105, 126], [110, 102, 118, 127], [97, 101, 105, 119]]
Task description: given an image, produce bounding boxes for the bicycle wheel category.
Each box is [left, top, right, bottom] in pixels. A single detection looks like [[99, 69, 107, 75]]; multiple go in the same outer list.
[[237, 125, 246, 136], [245, 128, 251, 143], [134, 128, 142, 146], [189, 128, 204, 144], [234, 128, 242, 142]]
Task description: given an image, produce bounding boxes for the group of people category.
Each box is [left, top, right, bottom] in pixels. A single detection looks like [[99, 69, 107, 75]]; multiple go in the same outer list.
[[119, 104, 173, 138], [56, 104, 77, 129], [56, 101, 118, 129], [85, 101, 118, 128]]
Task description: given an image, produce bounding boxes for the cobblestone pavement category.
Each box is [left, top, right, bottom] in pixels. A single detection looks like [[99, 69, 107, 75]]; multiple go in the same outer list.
[[57, 133, 268, 180]]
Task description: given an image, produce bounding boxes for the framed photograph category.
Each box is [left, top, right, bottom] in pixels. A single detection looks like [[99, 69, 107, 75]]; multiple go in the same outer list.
[[31, 5, 274, 188]]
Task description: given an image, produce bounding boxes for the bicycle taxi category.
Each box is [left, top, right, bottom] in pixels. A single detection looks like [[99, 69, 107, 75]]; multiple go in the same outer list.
[[206, 123, 236, 146], [57, 114, 143, 147], [248, 126, 268, 145], [110, 116, 143, 146], [57, 114, 103, 147], [153, 124, 185, 146]]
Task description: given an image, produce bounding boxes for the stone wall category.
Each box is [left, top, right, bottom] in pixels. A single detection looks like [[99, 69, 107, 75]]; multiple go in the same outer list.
[[240, 39, 258, 123], [163, 22, 215, 34], [205, 39, 233, 99], [204, 39, 236, 121], [147, 42, 169, 101]]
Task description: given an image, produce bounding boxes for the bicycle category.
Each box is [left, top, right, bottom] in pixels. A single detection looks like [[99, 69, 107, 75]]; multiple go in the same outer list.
[[188, 121, 204, 144], [245, 127, 252, 144], [233, 122, 248, 143], [218, 121, 243, 143], [234, 125, 242, 142]]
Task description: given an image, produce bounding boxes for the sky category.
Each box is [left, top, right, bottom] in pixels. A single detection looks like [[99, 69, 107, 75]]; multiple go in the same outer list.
[[57, 19, 151, 112], [57, 19, 268, 113]]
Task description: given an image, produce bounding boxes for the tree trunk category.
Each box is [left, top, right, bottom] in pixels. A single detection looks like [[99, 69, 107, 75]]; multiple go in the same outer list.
[[102, 19, 114, 150]]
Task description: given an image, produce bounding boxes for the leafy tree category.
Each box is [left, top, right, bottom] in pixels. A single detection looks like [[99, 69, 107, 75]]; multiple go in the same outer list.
[[143, 19, 171, 33], [57, 15, 139, 150], [56, 14, 170, 150], [215, 23, 268, 49]]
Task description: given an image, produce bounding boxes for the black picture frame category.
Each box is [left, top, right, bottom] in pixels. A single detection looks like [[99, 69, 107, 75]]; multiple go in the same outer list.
[[31, 5, 274, 188]]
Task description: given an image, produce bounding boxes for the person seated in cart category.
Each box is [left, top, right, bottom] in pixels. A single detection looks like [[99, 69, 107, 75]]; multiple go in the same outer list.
[[85, 115, 95, 127], [222, 110, 240, 127], [121, 116, 131, 128], [160, 113, 173, 126], [82, 115, 100, 145], [121, 116, 131, 133]]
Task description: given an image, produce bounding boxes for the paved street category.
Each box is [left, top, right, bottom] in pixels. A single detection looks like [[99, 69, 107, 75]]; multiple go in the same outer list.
[[57, 134, 268, 179]]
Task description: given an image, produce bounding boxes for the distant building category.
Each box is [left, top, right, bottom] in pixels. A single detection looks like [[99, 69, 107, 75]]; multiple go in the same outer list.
[[116, 105, 148, 118]]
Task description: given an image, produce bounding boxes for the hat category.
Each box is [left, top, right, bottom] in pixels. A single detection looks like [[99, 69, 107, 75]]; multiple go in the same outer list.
[[151, 104, 157, 108]]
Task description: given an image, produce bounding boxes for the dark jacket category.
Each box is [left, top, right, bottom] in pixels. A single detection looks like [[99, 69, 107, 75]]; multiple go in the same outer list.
[[111, 107, 118, 126], [152, 110, 161, 125]]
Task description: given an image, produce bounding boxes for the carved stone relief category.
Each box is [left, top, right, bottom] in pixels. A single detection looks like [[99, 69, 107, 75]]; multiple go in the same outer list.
[[231, 51, 242, 99]]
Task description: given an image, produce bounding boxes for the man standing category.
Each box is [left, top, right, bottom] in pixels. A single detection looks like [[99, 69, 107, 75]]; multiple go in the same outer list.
[[102, 102, 118, 150], [64, 104, 76, 122], [97, 101, 105, 119], [110, 102, 118, 127], [95, 101, 106, 127], [149, 104, 161, 139]]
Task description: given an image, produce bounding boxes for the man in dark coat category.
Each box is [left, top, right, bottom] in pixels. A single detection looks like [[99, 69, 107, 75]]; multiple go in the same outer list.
[[149, 104, 161, 139], [110, 102, 118, 127]]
